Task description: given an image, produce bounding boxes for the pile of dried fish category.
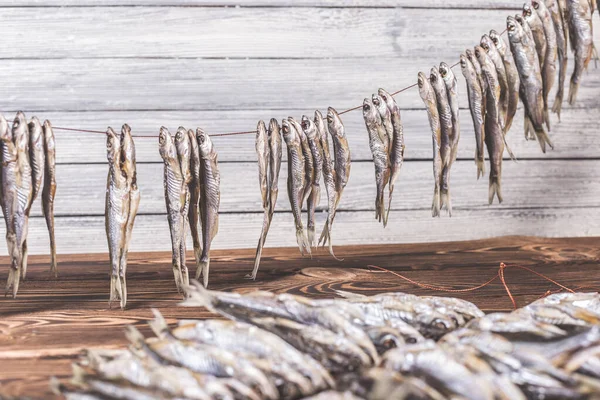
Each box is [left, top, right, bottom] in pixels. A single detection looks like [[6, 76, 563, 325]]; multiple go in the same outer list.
[[362, 89, 405, 226], [418, 65, 460, 216], [159, 127, 220, 291], [252, 109, 350, 278], [54, 288, 600, 399], [0, 112, 57, 298], [105, 125, 139, 309]]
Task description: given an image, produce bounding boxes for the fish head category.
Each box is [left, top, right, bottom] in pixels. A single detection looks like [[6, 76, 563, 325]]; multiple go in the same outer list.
[[42, 120, 55, 149], [287, 116, 306, 142], [301, 115, 317, 139], [489, 29, 505, 52], [377, 88, 396, 110], [507, 16, 525, 43], [158, 126, 175, 161], [326, 107, 344, 138], [371, 94, 388, 117], [28, 117, 44, 150], [268, 118, 280, 142], [522, 3, 534, 18], [429, 66, 445, 93], [106, 127, 121, 164], [439, 62, 453, 83], [417, 71, 434, 103], [175, 126, 190, 153], [473, 45, 488, 65], [12, 111, 29, 150], [531, 0, 542, 11], [480, 34, 493, 53], [196, 128, 214, 158], [281, 118, 295, 145], [459, 53, 470, 73], [362, 97, 378, 123], [257, 119, 268, 145], [120, 124, 134, 154]]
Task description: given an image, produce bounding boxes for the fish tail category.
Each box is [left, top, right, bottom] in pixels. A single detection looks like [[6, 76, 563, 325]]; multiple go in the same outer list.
[[384, 184, 394, 227], [119, 275, 127, 310], [327, 234, 343, 262], [488, 176, 503, 205], [124, 325, 146, 348], [318, 220, 329, 248], [524, 116, 536, 141], [552, 87, 564, 121], [200, 259, 210, 288], [20, 240, 28, 280], [534, 126, 554, 154], [476, 157, 486, 180], [432, 185, 441, 218], [148, 308, 169, 338], [568, 76, 580, 106], [544, 108, 551, 132], [440, 188, 452, 217], [249, 213, 271, 280], [307, 226, 315, 249], [109, 274, 121, 308], [70, 363, 87, 387], [503, 135, 517, 162]]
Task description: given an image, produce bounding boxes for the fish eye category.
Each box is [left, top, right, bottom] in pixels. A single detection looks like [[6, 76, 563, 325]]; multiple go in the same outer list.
[[301, 120, 309, 130], [380, 94, 387, 101], [327, 115, 333, 123], [198, 134, 205, 144], [372, 97, 380, 106], [282, 125, 289, 134], [417, 77, 424, 87], [363, 103, 370, 112]]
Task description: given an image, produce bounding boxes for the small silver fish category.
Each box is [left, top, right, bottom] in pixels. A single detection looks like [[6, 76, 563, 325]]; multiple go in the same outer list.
[[362, 98, 390, 225], [567, 0, 594, 105], [417, 72, 442, 217], [481, 35, 509, 133], [439, 62, 460, 216], [197, 128, 220, 287], [119, 124, 139, 309], [158, 127, 186, 293], [175, 127, 191, 289], [42, 120, 58, 277], [378, 88, 404, 225], [534, 0, 558, 130], [460, 53, 486, 179], [544, 0, 569, 119], [288, 116, 313, 206], [524, 3, 549, 69], [187, 128, 202, 277], [302, 115, 323, 248], [327, 107, 351, 211], [105, 127, 129, 308]]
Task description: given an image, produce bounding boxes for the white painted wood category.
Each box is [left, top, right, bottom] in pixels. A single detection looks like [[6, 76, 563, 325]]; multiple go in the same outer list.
[[8, 206, 600, 256], [0, 1, 522, 9], [0, 7, 516, 59], [0, 57, 597, 112], [25, 159, 600, 217], [23, 107, 599, 164]]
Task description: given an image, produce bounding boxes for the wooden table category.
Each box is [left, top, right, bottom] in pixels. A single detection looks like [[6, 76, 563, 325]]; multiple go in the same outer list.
[[1, 235, 599, 398]]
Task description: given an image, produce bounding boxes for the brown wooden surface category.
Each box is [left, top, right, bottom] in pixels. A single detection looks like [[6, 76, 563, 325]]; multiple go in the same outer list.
[[1, 235, 599, 398]]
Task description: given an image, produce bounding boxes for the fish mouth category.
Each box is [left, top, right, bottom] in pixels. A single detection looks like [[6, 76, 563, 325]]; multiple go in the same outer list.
[[362, 100, 371, 112], [439, 63, 449, 77], [522, 5, 532, 17], [372, 96, 381, 107], [531, 0, 539, 9], [301, 118, 310, 131], [507, 19, 517, 32], [459, 55, 468, 68]]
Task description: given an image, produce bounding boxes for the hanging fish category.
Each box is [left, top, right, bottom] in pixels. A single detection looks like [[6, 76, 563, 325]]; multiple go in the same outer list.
[[417, 72, 442, 217], [41, 120, 58, 277], [158, 126, 187, 293], [533, 0, 558, 131], [105, 127, 129, 308], [187, 128, 202, 277], [301, 115, 323, 248], [197, 128, 220, 287], [544, 0, 569, 119], [439, 62, 460, 216], [460, 53, 486, 179], [175, 127, 191, 289], [567, 0, 594, 105]]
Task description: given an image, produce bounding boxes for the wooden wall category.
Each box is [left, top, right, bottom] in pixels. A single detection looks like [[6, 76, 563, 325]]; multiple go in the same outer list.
[[0, 0, 599, 255]]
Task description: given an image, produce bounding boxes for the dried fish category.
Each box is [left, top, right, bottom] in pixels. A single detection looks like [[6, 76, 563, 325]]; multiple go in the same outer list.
[[509, 15, 554, 152], [187, 128, 202, 276], [282, 118, 310, 257], [42, 120, 58, 277], [567, 0, 594, 105], [378, 88, 404, 225], [524, 3, 549, 69], [288, 116, 313, 206], [119, 124, 139, 309], [302, 115, 323, 248], [439, 62, 460, 215], [545, 0, 569, 119], [196, 128, 220, 287], [105, 127, 129, 308], [175, 127, 191, 288], [460, 53, 486, 179], [362, 98, 390, 225], [158, 126, 187, 293], [315, 110, 338, 259], [250, 120, 271, 279], [417, 72, 442, 217], [489, 30, 521, 134], [481, 35, 509, 132], [0, 115, 19, 296], [533, 0, 558, 131], [430, 66, 453, 215], [371, 94, 393, 226]]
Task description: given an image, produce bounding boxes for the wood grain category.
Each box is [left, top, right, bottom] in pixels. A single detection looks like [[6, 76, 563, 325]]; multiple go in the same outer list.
[[1, 236, 599, 398], [6, 206, 600, 255], [15, 107, 598, 164], [19, 159, 600, 218]]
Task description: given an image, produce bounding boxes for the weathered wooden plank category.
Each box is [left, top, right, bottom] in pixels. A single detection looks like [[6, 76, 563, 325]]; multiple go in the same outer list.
[[0, 57, 598, 112], [0, 236, 599, 399], [24, 107, 599, 164], [0, 1, 523, 9], [22, 159, 600, 218], [0, 7, 517, 59], [5, 206, 600, 256]]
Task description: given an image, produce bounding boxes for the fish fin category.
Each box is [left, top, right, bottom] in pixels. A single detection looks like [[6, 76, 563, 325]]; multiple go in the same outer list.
[[180, 280, 214, 307], [124, 325, 146, 348], [384, 185, 394, 227], [119, 276, 127, 310], [148, 308, 169, 338], [307, 226, 315, 249], [552, 88, 564, 121], [327, 237, 343, 261], [534, 126, 553, 153], [503, 135, 517, 162], [488, 177, 503, 205], [544, 108, 551, 132], [5, 267, 20, 299], [440, 189, 452, 217], [568, 78, 580, 106], [70, 363, 87, 388], [49, 376, 63, 396], [476, 157, 486, 180], [431, 185, 441, 218]]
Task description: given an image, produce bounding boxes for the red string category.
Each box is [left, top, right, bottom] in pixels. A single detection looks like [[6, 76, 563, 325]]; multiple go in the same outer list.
[[498, 262, 517, 309]]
